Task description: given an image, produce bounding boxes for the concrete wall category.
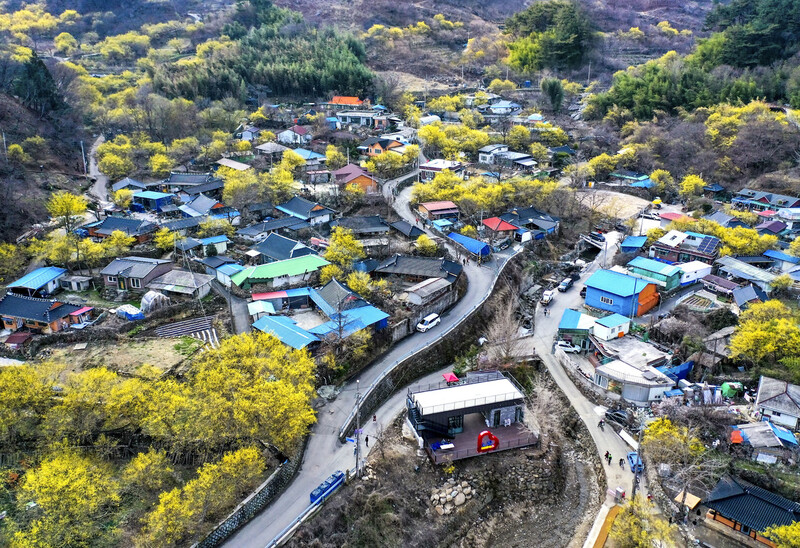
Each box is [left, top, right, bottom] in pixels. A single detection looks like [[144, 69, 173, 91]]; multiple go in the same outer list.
[[389, 289, 460, 344]]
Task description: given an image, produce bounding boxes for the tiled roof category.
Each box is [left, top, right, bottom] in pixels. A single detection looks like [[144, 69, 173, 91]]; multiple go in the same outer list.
[[252, 233, 312, 262], [0, 293, 82, 323], [705, 475, 800, 532], [375, 254, 462, 283], [100, 257, 171, 278], [331, 216, 388, 233]]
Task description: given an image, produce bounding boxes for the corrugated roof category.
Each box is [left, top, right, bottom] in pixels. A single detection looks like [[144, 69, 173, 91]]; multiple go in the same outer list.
[[620, 236, 647, 249], [7, 267, 66, 290], [134, 190, 174, 200], [231, 255, 330, 286], [595, 313, 630, 328], [146, 270, 214, 294], [764, 249, 800, 264], [307, 305, 389, 337], [252, 316, 318, 349], [558, 308, 595, 331], [716, 255, 777, 284], [757, 376, 800, 417], [447, 232, 491, 256], [420, 200, 459, 213], [100, 257, 171, 278], [585, 269, 653, 297], [482, 217, 518, 232], [628, 256, 681, 277]]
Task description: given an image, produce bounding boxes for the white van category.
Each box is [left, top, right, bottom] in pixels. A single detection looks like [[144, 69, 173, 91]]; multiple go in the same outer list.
[[416, 313, 441, 332]]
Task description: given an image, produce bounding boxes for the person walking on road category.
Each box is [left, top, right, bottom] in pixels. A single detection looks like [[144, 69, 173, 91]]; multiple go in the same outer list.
[[607, 453, 613, 465], [365, 436, 369, 448]]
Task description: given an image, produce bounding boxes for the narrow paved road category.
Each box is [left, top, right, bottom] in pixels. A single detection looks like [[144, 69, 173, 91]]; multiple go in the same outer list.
[[87, 136, 111, 209], [225, 178, 516, 547], [210, 281, 252, 335]]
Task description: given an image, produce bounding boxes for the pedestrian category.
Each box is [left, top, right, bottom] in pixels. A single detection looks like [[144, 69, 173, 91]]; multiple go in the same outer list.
[[373, 414, 376, 423], [365, 436, 369, 447], [607, 454, 612, 465], [604, 451, 609, 460]]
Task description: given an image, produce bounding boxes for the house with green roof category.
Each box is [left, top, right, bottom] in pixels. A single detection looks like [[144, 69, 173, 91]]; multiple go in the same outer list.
[[626, 256, 682, 291], [231, 255, 330, 290]]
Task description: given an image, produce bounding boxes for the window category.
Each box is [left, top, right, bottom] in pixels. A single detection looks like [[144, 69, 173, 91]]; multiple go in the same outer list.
[[130, 278, 141, 289], [600, 296, 614, 305], [107, 276, 117, 283]]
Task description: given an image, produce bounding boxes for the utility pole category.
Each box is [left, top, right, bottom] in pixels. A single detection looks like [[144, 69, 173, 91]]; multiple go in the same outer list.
[[80, 140, 87, 174], [355, 379, 361, 477], [631, 413, 645, 498]]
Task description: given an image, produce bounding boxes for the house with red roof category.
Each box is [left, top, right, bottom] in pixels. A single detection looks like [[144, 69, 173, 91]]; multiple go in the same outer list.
[[277, 125, 312, 146], [332, 164, 379, 194], [482, 217, 518, 240], [326, 96, 365, 109], [418, 201, 459, 220], [659, 211, 693, 228]]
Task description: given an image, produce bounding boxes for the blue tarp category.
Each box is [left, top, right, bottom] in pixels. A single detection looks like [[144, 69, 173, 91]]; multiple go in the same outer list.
[[447, 232, 491, 256], [656, 360, 694, 382], [769, 422, 799, 446], [630, 178, 654, 188]]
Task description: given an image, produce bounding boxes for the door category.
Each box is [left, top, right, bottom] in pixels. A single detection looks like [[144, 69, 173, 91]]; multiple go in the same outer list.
[[492, 409, 501, 428], [118, 278, 126, 290]]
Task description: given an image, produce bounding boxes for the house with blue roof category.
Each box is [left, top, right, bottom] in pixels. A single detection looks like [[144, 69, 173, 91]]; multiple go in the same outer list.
[[198, 235, 229, 256], [292, 148, 326, 168], [764, 249, 800, 272], [132, 191, 175, 212], [557, 309, 596, 348], [6, 267, 67, 297], [626, 256, 682, 290], [447, 232, 491, 257], [593, 314, 631, 340], [251, 278, 389, 350], [619, 236, 647, 255], [584, 269, 659, 317]]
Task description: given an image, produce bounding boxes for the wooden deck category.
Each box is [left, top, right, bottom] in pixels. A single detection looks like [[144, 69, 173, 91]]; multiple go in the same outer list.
[[425, 413, 538, 464]]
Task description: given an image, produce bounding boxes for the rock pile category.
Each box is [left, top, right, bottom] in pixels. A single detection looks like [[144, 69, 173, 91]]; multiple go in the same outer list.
[[430, 479, 475, 516]]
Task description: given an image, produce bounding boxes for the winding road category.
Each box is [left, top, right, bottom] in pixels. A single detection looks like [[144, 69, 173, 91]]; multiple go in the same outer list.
[[224, 172, 517, 548]]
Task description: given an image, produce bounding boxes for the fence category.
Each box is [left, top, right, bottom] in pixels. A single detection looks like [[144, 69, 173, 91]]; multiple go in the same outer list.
[[338, 248, 522, 441], [426, 434, 538, 465], [193, 437, 308, 548]]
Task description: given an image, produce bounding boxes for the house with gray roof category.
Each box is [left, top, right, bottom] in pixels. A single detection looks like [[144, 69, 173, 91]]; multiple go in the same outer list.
[[277, 196, 336, 226], [389, 220, 424, 239], [703, 210, 748, 229], [146, 269, 215, 299], [236, 217, 309, 241], [331, 216, 389, 236], [0, 293, 84, 334], [374, 254, 462, 284], [250, 233, 316, 264], [85, 216, 157, 242], [100, 257, 173, 292], [756, 376, 800, 430], [111, 177, 147, 193]]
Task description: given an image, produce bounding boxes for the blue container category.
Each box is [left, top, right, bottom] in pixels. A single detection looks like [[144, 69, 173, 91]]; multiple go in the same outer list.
[[524, 80, 532, 88]]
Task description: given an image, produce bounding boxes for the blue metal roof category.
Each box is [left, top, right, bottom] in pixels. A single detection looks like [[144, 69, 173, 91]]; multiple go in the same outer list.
[[217, 264, 245, 276], [7, 267, 66, 290], [585, 269, 653, 297], [307, 305, 389, 337], [252, 316, 318, 349], [630, 178, 654, 188], [769, 422, 799, 446], [595, 313, 630, 328], [447, 232, 491, 256], [620, 236, 647, 249], [763, 249, 800, 264], [628, 256, 681, 276], [134, 190, 174, 200], [558, 309, 583, 330], [293, 148, 325, 160], [198, 235, 229, 245], [664, 388, 684, 397]]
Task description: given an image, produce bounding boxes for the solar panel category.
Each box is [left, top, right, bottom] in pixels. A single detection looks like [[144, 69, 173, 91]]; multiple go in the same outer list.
[[697, 236, 719, 254]]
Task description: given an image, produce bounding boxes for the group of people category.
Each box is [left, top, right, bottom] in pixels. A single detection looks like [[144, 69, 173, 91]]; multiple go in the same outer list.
[[603, 451, 626, 469]]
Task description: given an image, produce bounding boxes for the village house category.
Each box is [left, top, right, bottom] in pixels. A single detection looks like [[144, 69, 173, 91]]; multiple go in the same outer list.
[[731, 284, 767, 315], [337, 111, 392, 130], [160, 172, 223, 193], [234, 124, 263, 142], [703, 210, 749, 229], [215, 158, 252, 172], [332, 164, 380, 194], [730, 421, 798, 464], [477, 144, 508, 165], [677, 261, 713, 286], [584, 269, 659, 317], [100, 257, 173, 292], [374, 254, 462, 285], [6, 267, 66, 297], [649, 230, 720, 264], [733, 189, 800, 211], [230, 255, 330, 290], [481, 217, 518, 242], [619, 236, 647, 255], [406, 371, 536, 464], [111, 177, 147, 193], [236, 217, 309, 241], [255, 141, 290, 163], [756, 376, 800, 431], [248, 233, 315, 264], [324, 96, 365, 110], [625, 256, 682, 291], [292, 148, 326, 168], [704, 475, 800, 546], [277, 196, 336, 226], [500, 205, 559, 235], [0, 293, 86, 334], [418, 200, 459, 221], [84, 216, 158, 243], [179, 194, 224, 218], [331, 216, 389, 237], [390, 220, 425, 240], [277, 125, 312, 146], [419, 159, 464, 182], [715, 255, 777, 293], [131, 191, 175, 213], [146, 269, 215, 300], [609, 170, 653, 188], [358, 137, 403, 157]]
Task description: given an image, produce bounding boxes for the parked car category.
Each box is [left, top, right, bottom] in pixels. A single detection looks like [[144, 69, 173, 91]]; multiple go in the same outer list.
[[557, 278, 573, 292], [541, 290, 555, 305], [555, 340, 581, 353], [588, 231, 606, 242], [416, 313, 441, 332], [605, 409, 629, 425], [639, 211, 660, 220], [627, 451, 644, 473], [579, 286, 587, 298]]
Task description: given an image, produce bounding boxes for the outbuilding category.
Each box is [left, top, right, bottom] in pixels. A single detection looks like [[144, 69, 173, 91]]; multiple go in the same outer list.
[[584, 269, 658, 317]]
